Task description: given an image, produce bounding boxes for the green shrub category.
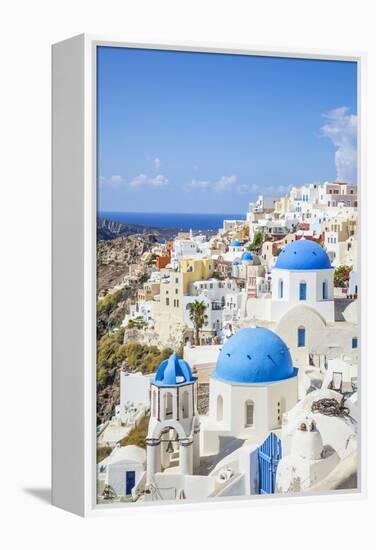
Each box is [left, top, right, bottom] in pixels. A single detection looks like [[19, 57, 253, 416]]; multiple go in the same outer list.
[[249, 231, 263, 251], [97, 446, 112, 462], [334, 265, 352, 288], [97, 366, 107, 386], [120, 415, 149, 449]]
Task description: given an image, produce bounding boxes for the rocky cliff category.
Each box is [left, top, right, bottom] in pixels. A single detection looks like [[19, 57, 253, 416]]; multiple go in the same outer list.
[[97, 233, 156, 293], [97, 216, 179, 241], [97, 217, 147, 240]]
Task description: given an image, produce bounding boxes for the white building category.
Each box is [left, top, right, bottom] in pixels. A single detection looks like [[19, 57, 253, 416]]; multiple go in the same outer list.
[[276, 389, 357, 493], [98, 373, 151, 447], [119, 372, 151, 408], [245, 238, 358, 368], [122, 300, 155, 327], [98, 445, 146, 499], [248, 239, 335, 323], [146, 353, 201, 484], [201, 326, 298, 454], [182, 277, 246, 338], [171, 233, 210, 262], [248, 195, 278, 214]]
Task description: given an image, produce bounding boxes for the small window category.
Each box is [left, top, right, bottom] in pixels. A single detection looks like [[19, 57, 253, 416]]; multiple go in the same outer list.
[[278, 279, 284, 299], [166, 298, 169, 306], [298, 327, 306, 347], [322, 281, 328, 300], [245, 401, 254, 427], [352, 337, 358, 349], [299, 282, 307, 301]]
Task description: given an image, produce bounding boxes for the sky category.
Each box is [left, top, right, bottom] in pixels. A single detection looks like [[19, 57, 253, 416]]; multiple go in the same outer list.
[[97, 47, 357, 214]]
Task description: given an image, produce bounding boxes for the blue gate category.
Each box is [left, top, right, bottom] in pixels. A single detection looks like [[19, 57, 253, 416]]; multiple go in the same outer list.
[[258, 432, 282, 494], [125, 470, 136, 495]]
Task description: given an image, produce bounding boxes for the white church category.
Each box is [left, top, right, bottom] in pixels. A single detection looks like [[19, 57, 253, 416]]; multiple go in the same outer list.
[[246, 238, 358, 368]]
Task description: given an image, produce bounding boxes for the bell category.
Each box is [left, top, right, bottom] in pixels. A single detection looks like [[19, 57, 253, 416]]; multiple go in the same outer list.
[[166, 440, 174, 454]]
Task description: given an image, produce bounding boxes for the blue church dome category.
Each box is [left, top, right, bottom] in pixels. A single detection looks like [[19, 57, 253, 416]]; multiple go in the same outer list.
[[275, 239, 332, 270], [241, 251, 253, 262], [153, 353, 197, 387], [212, 327, 295, 384], [231, 240, 241, 247]]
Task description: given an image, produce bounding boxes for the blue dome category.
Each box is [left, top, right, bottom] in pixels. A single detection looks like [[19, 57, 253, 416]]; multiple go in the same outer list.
[[241, 251, 253, 262], [231, 240, 241, 247], [212, 327, 295, 384], [275, 239, 332, 270], [153, 353, 196, 387]]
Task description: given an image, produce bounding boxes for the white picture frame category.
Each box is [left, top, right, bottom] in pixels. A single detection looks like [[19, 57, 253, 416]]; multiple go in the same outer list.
[[52, 34, 366, 517]]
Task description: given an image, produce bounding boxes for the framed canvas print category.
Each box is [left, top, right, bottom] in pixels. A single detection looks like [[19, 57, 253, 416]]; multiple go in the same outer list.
[[52, 35, 365, 516]]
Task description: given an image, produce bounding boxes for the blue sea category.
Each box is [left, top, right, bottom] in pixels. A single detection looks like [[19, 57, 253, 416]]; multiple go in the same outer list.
[[99, 211, 246, 231]]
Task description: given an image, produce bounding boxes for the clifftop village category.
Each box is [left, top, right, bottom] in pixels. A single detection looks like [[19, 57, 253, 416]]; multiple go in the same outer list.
[[97, 180, 359, 504]]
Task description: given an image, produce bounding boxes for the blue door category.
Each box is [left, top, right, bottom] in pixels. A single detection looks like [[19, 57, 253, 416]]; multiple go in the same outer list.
[[258, 433, 282, 494], [125, 471, 136, 495], [299, 282, 307, 300]]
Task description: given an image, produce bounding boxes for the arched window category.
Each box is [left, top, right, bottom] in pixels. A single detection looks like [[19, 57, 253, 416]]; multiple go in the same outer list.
[[217, 395, 223, 422], [297, 326, 306, 347], [181, 390, 189, 419], [299, 281, 307, 301], [278, 279, 284, 299], [245, 401, 254, 427], [152, 389, 157, 417], [322, 280, 328, 300], [164, 392, 173, 419]]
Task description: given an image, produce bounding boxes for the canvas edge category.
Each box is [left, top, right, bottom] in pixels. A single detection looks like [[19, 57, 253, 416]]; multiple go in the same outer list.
[[52, 33, 86, 516]]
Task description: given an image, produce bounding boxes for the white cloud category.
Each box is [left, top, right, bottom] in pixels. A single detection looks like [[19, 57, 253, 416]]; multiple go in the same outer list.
[[100, 171, 169, 190], [213, 175, 238, 191], [129, 173, 169, 189], [98, 175, 124, 188], [154, 157, 161, 172], [236, 184, 251, 194], [148, 174, 169, 187], [321, 107, 357, 183], [184, 179, 211, 191], [184, 175, 263, 195]]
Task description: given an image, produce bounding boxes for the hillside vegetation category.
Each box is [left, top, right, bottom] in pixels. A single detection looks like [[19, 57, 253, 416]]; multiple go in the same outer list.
[[96, 327, 173, 422]]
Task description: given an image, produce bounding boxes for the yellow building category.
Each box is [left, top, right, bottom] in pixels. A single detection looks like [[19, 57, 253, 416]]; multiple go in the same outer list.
[[178, 258, 214, 292], [153, 258, 214, 346]]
